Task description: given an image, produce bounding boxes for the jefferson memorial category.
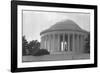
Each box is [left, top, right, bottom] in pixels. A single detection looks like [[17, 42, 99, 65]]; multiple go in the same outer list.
[[40, 19, 88, 55]]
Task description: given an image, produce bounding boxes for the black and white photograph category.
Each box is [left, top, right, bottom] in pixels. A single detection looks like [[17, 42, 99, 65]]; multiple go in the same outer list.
[[22, 10, 90, 62], [11, 1, 97, 72]]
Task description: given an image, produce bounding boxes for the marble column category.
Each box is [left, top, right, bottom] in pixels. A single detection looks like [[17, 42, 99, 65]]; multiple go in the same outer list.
[[79, 35, 81, 53], [49, 35, 52, 52], [74, 34, 76, 53], [47, 35, 49, 50], [68, 34, 70, 52], [45, 35, 46, 49], [75, 34, 77, 53], [44, 36, 45, 49], [63, 33, 65, 51], [40, 36, 43, 49], [45, 35, 47, 49], [70, 34, 72, 51], [58, 34, 60, 52], [53, 34, 55, 52], [48, 35, 50, 51], [50, 35, 52, 52], [54, 34, 57, 52], [51, 34, 53, 52], [81, 35, 84, 53], [77, 34, 79, 53], [48, 35, 51, 51], [47, 35, 49, 51], [72, 33, 75, 54]]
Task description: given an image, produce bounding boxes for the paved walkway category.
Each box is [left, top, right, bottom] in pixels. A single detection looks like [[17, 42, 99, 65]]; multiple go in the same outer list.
[[22, 53, 90, 62]]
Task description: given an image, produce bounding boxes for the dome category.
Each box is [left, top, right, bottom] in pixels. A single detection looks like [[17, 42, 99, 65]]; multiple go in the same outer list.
[[49, 20, 82, 30], [40, 19, 86, 35]]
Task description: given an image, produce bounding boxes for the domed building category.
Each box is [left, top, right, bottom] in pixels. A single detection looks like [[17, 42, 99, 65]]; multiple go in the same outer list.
[[40, 19, 88, 54]]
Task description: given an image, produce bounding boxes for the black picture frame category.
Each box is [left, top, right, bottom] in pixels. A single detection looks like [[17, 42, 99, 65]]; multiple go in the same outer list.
[[11, 1, 97, 72]]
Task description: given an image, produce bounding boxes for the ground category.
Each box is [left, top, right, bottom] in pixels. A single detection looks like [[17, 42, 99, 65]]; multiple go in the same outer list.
[[22, 53, 90, 62]]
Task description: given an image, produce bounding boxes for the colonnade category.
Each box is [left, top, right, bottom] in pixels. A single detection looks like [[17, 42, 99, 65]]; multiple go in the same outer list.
[[40, 32, 85, 54]]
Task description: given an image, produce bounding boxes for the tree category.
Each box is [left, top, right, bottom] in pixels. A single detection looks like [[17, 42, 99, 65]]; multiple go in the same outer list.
[[22, 36, 29, 56], [28, 40, 40, 55], [27, 40, 50, 56], [84, 34, 90, 53], [22, 36, 41, 55]]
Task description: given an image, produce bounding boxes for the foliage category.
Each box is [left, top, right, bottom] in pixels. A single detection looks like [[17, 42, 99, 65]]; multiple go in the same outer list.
[[22, 36, 29, 56], [22, 36, 41, 56], [84, 34, 90, 53], [22, 36, 50, 56], [29, 40, 40, 55], [32, 49, 50, 56]]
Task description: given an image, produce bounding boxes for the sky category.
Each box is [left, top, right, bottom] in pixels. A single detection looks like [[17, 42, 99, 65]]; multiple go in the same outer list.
[[23, 10, 90, 42]]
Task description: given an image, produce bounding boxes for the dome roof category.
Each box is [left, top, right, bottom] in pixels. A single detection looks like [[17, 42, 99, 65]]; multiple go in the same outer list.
[[49, 20, 82, 30], [40, 19, 86, 35]]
